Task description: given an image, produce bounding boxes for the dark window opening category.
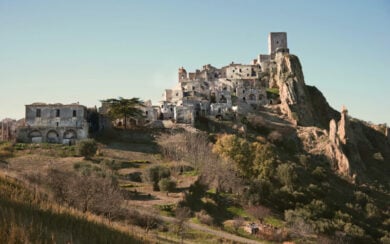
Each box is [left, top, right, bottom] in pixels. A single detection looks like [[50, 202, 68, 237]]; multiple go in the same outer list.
[[170, 108, 173, 112], [36, 109, 41, 118], [146, 111, 149, 115], [73, 110, 76, 117], [56, 122, 59, 127], [56, 109, 60, 117], [239, 69, 242, 72]]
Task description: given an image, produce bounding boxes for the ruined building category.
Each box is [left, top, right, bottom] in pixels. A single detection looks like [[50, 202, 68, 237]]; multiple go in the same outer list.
[[17, 103, 89, 144], [157, 32, 288, 124]]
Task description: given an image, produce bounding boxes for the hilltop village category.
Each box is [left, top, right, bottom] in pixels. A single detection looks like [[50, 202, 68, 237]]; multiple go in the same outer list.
[[2, 32, 290, 144]]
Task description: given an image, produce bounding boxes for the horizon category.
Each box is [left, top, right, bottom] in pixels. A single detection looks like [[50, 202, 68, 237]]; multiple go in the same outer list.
[[1, 0, 389, 124]]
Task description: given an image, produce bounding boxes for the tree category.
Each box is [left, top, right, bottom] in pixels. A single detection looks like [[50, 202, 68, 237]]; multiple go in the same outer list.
[[276, 163, 297, 191], [175, 207, 191, 244], [77, 139, 98, 159], [158, 178, 176, 196], [212, 134, 253, 177], [101, 97, 144, 129]]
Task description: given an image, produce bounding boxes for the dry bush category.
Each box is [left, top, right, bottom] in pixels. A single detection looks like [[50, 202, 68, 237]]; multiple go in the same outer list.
[[157, 131, 210, 170], [232, 217, 244, 232], [196, 210, 214, 225], [247, 205, 271, 222], [46, 168, 123, 220]]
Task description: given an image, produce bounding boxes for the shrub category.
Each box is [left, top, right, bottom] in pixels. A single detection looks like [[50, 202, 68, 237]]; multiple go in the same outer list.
[[158, 178, 176, 196], [143, 165, 170, 191], [77, 139, 98, 159], [276, 163, 297, 191], [0, 142, 13, 161], [196, 210, 214, 225]]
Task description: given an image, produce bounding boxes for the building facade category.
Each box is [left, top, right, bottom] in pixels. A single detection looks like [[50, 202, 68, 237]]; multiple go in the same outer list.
[[17, 103, 89, 144]]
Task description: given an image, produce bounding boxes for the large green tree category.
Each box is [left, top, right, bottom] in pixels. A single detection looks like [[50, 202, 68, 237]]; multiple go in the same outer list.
[[101, 97, 145, 128]]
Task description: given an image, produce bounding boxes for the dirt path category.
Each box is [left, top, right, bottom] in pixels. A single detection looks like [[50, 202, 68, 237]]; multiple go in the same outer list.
[[160, 215, 264, 244]]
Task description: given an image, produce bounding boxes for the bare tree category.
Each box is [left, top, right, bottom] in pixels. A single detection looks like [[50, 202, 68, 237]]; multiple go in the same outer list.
[[175, 207, 191, 244], [200, 153, 242, 194], [247, 205, 271, 223], [46, 168, 123, 219]]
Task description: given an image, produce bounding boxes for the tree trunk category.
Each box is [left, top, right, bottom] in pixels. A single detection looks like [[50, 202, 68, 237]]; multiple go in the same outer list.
[[124, 115, 127, 129]]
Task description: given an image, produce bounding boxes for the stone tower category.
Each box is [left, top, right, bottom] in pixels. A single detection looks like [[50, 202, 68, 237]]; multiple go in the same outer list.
[[178, 67, 187, 83], [268, 32, 288, 55]]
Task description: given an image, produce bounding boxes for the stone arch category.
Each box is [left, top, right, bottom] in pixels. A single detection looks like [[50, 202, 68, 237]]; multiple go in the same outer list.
[[28, 130, 42, 143], [63, 130, 77, 139], [46, 130, 59, 143]]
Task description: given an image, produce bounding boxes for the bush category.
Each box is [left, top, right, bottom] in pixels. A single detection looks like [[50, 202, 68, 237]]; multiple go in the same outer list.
[[77, 139, 98, 159], [158, 178, 176, 196], [143, 165, 170, 191], [196, 210, 214, 225], [0, 142, 13, 161], [276, 163, 297, 191]]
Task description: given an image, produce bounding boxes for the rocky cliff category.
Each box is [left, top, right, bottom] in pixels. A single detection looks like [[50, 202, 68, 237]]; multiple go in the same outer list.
[[266, 52, 389, 181], [268, 53, 339, 129]]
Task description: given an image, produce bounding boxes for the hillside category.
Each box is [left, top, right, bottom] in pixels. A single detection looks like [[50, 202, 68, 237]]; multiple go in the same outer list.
[[1, 52, 389, 243]]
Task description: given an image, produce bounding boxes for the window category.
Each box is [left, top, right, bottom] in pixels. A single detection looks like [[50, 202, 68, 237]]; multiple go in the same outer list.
[[56, 109, 60, 117], [145, 111, 148, 115], [36, 109, 41, 118], [73, 110, 76, 117]]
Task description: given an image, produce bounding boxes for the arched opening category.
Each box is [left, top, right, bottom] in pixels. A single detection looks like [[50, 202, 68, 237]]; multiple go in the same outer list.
[[63, 130, 77, 145], [249, 94, 256, 101], [46, 130, 59, 143], [63, 130, 77, 139], [29, 130, 42, 143]]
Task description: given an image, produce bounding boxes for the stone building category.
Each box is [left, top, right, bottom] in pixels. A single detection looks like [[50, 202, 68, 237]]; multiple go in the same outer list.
[[154, 32, 288, 124], [17, 103, 89, 144]]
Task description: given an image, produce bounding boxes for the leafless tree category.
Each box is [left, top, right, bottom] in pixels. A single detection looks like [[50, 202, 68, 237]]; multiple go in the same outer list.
[[46, 168, 123, 219], [246, 205, 271, 223], [175, 207, 191, 244]]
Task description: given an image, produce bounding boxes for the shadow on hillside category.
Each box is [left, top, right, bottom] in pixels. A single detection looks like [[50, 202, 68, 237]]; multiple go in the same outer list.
[[94, 128, 159, 154], [122, 189, 160, 201]]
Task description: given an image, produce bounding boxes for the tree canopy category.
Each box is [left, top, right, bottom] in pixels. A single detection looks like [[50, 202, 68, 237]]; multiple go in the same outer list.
[[101, 97, 145, 128]]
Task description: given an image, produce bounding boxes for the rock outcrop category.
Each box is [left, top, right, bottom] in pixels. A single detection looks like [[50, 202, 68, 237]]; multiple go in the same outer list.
[[326, 118, 351, 177], [269, 53, 339, 129]]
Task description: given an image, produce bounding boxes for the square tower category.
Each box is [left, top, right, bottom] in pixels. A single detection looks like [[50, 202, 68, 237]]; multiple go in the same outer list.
[[268, 32, 288, 55]]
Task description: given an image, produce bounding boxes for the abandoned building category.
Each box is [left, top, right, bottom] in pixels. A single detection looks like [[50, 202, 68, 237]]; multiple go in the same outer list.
[[17, 103, 89, 144], [157, 32, 287, 124]]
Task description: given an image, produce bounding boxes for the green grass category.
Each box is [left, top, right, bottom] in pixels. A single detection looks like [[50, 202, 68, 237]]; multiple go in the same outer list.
[[264, 216, 285, 228], [266, 88, 279, 95], [227, 206, 250, 219]]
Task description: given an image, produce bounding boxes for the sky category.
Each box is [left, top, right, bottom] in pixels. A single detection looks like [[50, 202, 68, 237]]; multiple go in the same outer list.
[[1, 0, 389, 124]]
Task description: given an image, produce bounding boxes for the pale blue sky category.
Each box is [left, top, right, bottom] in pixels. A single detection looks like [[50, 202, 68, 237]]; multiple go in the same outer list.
[[1, 0, 389, 124]]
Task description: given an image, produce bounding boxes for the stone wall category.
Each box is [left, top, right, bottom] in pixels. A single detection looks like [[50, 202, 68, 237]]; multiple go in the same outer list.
[[19, 103, 89, 144], [17, 125, 88, 144], [225, 64, 258, 80], [26, 103, 87, 128], [268, 32, 288, 55]]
